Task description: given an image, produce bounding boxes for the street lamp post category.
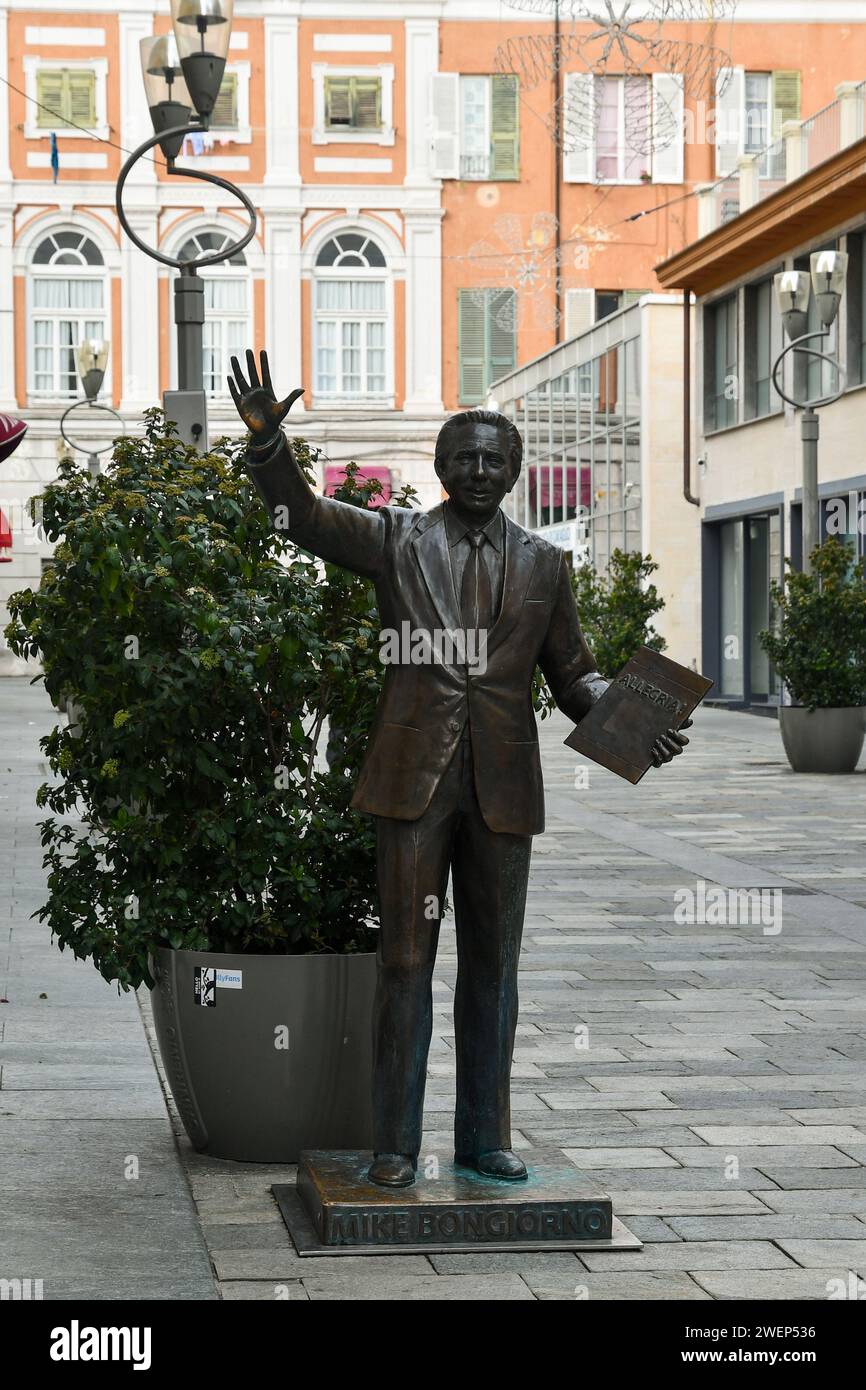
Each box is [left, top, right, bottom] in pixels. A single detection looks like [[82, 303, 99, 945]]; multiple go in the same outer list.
[[115, 0, 256, 450], [59, 338, 124, 477], [772, 251, 849, 576]]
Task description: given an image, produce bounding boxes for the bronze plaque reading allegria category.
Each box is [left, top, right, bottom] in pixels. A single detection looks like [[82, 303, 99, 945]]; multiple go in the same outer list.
[[565, 645, 714, 785]]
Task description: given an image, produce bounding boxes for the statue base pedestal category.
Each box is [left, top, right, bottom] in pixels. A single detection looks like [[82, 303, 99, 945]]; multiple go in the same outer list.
[[273, 1150, 642, 1256]]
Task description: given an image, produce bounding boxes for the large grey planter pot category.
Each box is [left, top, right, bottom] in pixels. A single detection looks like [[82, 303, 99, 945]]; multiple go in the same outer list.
[[778, 706, 866, 774], [149, 947, 376, 1162]]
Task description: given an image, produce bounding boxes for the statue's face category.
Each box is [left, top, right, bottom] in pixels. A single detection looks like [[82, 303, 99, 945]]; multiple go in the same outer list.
[[436, 423, 517, 521]]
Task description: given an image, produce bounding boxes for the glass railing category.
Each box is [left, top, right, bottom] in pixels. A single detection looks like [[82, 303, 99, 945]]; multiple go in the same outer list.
[[802, 98, 842, 173]]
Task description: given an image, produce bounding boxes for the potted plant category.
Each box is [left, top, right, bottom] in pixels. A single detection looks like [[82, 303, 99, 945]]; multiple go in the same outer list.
[[759, 537, 866, 773], [5, 411, 405, 1161], [571, 548, 667, 676]]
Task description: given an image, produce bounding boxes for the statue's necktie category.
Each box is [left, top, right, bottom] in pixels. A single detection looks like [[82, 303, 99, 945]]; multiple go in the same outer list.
[[460, 531, 494, 635]]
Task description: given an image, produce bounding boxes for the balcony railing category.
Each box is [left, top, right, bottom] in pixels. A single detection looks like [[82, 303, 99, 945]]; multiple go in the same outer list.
[[699, 80, 866, 237]]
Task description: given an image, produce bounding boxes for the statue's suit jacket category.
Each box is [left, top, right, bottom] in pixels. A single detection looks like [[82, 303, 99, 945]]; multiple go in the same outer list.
[[247, 433, 603, 837]]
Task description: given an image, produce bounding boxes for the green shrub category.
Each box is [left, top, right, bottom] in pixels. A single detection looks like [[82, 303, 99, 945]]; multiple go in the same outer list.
[[759, 537, 866, 710], [571, 549, 666, 678], [5, 411, 408, 990]]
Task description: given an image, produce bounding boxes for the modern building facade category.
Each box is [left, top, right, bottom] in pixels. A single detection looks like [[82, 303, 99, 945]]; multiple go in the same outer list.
[[657, 77, 866, 708], [2, 1, 866, 671], [493, 293, 699, 667]]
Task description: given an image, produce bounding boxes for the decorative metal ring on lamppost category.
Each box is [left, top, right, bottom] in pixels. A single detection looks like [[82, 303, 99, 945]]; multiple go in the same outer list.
[[59, 399, 126, 459], [115, 122, 257, 271], [771, 329, 847, 412]]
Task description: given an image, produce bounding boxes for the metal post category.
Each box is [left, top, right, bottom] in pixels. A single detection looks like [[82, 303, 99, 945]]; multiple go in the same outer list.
[[174, 267, 205, 390], [116, 119, 256, 453], [801, 406, 820, 575]]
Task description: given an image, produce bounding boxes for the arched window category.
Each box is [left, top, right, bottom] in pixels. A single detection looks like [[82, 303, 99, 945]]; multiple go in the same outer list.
[[176, 229, 251, 398], [30, 231, 107, 398], [313, 232, 389, 400]]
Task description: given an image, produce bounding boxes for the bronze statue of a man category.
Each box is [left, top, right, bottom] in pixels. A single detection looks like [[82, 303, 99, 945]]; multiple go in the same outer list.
[[229, 350, 689, 1189]]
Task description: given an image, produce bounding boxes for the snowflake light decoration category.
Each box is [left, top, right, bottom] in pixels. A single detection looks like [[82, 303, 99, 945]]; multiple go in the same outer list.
[[465, 212, 564, 334], [496, 0, 739, 160]]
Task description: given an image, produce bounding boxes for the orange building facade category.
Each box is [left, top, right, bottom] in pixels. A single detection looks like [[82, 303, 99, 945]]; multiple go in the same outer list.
[[3, 1, 866, 666]]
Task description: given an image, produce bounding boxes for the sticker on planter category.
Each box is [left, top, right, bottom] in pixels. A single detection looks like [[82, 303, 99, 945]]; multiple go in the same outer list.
[[215, 969, 243, 990], [194, 966, 216, 1007]]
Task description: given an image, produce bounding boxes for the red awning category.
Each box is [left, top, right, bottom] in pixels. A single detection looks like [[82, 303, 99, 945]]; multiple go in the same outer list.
[[0, 507, 12, 562], [528, 464, 591, 511], [324, 464, 392, 508], [0, 413, 27, 465]]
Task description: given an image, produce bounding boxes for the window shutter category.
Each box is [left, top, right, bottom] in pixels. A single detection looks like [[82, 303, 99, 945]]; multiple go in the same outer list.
[[771, 70, 801, 136], [211, 71, 238, 129], [67, 70, 97, 128], [563, 72, 594, 183], [651, 72, 684, 184], [490, 74, 519, 180], [353, 77, 382, 130], [430, 72, 459, 179], [488, 290, 516, 385], [564, 288, 593, 339], [458, 291, 487, 404], [325, 76, 352, 127], [715, 66, 744, 176], [36, 69, 67, 128]]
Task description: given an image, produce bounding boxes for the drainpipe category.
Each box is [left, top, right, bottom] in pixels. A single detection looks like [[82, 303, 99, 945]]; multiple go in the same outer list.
[[683, 287, 699, 505]]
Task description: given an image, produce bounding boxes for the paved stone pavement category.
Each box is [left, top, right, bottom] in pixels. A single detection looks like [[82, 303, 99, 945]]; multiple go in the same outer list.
[[177, 700, 866, 1301], [0, 680, 216, 1300], [3, 678, 866, 1301]]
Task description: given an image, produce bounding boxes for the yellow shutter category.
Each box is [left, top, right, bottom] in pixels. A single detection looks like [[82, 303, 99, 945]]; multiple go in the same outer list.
[[353, 77, 381, 130], [325, 76, 352, 127], [36, 70, 66, 128], [772, 70, 801, 138], [490, 74, 519, 180], [67, 70, 97, 128], [36, 69, 96, 129], [211, 72, 238, 129]]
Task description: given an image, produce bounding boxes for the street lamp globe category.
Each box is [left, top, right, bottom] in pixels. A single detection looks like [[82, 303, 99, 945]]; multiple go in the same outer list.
[[76, 338, 110, 401], [140, 34, 192, 160], [171, 0, 233, 122], [810, 250, 849, 328], [774, 269, 811, 343]]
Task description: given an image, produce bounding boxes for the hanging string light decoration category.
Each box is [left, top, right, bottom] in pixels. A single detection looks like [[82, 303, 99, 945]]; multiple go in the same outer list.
[[465, 212, 566, 334], [496, 1, 739, 162]]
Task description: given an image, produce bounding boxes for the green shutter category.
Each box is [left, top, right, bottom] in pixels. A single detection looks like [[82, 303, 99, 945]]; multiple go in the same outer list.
[[353, 77, 381, 130], [36, 70, 69, 128], [459, 290, 516, 403], [211, 71, 238, 129], [771, 70, 801, 138], [490, 74, 519, 180], [488, 290, 516, 384], [459, 291, 487, 404]]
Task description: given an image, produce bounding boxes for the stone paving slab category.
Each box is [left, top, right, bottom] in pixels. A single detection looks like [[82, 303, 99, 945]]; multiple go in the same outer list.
[[6, 685, 866, 1301], [691, 1269, 866, 1300], [0, 681, 217, 1302], [302, 1274, 535, 1301], [526, 1270, 712, 1300]]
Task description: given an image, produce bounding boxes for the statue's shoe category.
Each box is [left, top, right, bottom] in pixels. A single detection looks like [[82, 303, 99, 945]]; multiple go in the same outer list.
[[454, 1149, 528, 1181], [367, 1153, 416, 1187]]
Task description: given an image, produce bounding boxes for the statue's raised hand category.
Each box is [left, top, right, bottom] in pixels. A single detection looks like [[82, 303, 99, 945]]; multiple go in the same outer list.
[[228, 350, 303, 443]]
